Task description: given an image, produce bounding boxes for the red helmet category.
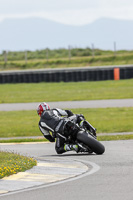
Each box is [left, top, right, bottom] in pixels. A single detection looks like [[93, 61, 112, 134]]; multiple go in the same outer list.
[[37, 102, 50, 116]]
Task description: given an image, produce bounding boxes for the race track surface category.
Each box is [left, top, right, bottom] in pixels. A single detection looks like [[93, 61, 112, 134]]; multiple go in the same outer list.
[[0, 140, 133, 200]]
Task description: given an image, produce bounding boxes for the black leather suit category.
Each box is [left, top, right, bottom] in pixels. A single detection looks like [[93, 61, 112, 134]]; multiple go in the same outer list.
[[38, 108, 80, 154]]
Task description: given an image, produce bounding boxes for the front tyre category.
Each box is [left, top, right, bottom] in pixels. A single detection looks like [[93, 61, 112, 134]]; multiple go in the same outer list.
[[77, 131, 105, 154]]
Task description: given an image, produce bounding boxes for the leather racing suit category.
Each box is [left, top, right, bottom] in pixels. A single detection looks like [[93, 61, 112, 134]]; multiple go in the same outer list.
[[38, 108, 82, 154]]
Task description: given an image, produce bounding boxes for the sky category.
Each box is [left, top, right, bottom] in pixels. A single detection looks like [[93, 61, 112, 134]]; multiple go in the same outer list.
[[0, 0, 133, 25]]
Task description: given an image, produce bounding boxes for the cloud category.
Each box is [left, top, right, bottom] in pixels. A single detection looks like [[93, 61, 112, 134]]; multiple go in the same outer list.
[[0, 0, 133, 25], [0, 0, 100, 13]]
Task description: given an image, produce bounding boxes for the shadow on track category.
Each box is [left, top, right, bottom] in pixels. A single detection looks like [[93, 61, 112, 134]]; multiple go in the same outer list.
[[40, 153, 97, 157]]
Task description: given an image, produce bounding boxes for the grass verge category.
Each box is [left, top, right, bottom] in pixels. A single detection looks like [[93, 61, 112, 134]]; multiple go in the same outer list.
[[0, 79, 133, 103], [0, 107, 133, 138], [0, 134, 133, 144], [1, 52, 133, 70], [98, 134, 133, 141], [0, 151, 37, 179]]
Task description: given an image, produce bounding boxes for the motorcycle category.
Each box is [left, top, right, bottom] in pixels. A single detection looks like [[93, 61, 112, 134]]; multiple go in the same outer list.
[[64, 120, 105, 155]]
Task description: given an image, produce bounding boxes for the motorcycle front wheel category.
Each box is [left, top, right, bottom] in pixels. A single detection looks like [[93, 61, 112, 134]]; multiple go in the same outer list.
[[77, 131, 105, 154]]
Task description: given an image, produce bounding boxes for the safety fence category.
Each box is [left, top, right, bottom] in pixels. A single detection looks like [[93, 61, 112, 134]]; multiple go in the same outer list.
[[0, 65, 133, 84]]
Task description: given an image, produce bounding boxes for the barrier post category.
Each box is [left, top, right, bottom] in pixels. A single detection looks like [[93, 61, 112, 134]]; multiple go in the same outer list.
[[114, 68, 120, 80]]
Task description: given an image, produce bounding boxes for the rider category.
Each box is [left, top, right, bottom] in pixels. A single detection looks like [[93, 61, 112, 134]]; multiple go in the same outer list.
[[37, 102, 84, 154]]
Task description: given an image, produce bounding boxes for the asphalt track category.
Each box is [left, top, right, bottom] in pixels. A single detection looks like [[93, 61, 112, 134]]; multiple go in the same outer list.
[[0, 140, 133, 200], [0, 99, 133, 111]]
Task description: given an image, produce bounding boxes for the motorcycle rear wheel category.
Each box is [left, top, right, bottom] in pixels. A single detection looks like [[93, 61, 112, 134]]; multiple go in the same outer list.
[[77, 131, 105, 154]]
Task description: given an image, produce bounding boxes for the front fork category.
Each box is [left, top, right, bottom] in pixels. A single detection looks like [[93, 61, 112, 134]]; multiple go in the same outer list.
[[83, 120, 97, 137]]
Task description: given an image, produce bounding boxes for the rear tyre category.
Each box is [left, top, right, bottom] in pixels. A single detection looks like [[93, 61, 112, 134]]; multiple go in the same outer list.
[[77, 131, 105, 154]]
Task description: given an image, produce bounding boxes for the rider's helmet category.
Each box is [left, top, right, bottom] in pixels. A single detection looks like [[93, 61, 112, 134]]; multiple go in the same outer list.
[[37, 102, 50, 116]]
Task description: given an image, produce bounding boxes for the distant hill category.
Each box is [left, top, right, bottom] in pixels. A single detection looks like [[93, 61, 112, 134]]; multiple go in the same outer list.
[[0, 17, 133, 51]]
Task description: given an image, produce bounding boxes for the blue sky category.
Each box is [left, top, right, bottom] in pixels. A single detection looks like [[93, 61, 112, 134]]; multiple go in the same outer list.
[[0, 0, 133, 25]]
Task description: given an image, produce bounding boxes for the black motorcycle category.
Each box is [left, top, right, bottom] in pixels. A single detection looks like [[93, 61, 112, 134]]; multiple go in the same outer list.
[[65, 120, 105, 155]]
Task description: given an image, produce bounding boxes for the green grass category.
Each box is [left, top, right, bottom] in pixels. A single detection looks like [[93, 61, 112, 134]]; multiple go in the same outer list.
[[98, 134, 133, 141], [0, 138, 46, 143], [0, 110, 39, 137], [71, 107, 133, 134], [1, 50, 133, 70], [0, 107, 133, 138], [0, 151, 37, 179], [0, 134, 133, 143], [0, 48, 127, 61], [0, 79, 133, 103]]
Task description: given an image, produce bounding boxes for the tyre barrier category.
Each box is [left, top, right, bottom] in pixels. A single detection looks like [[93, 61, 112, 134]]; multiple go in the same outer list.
[[0, 65, 133, 84]]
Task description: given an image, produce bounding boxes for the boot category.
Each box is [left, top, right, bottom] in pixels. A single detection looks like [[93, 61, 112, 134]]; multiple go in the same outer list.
[[64, 144, 78, 153]]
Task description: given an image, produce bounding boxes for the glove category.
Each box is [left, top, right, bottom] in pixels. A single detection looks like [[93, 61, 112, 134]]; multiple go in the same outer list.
[[76, 114, 85, 124], [65, 110, 74, 117]]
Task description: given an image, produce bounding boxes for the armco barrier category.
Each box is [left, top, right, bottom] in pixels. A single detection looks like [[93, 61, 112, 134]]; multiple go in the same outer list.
[[0, 65, 133, 83]]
